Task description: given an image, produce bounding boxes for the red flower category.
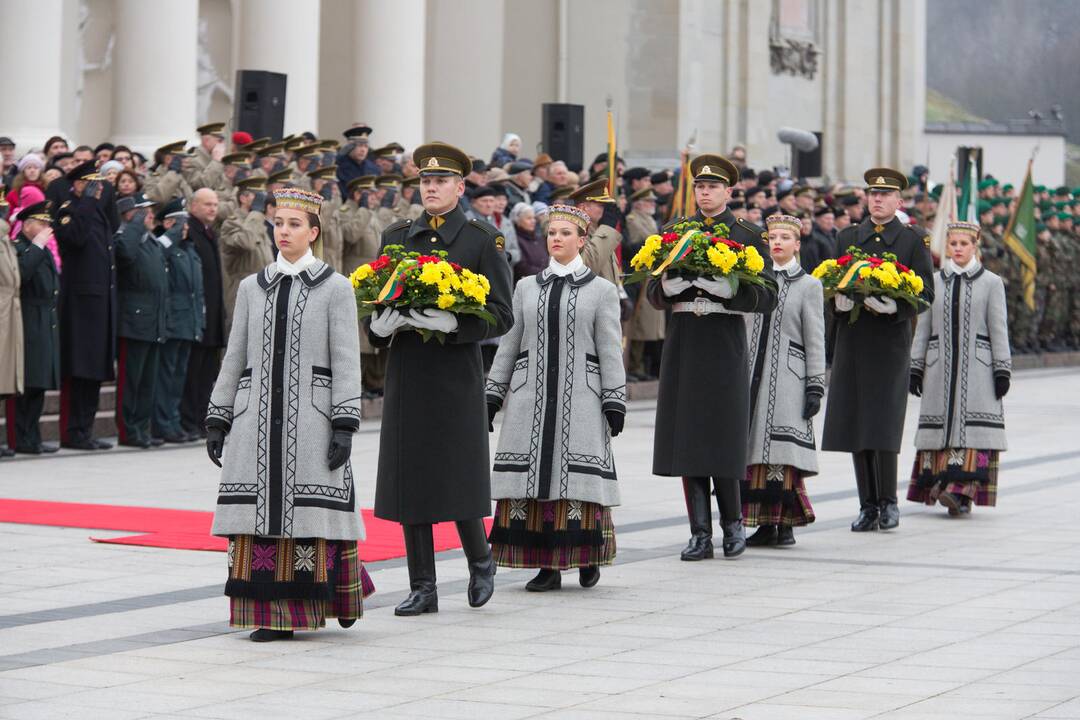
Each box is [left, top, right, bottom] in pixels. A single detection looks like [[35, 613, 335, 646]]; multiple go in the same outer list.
[[417, 255, 440, 265], [370, 256, 391, 271], [720, 238, 743, 250], [661, 232, 678, 244], [450, 262, 462, 271], [869, 256, 884, 266], [895, 261, 910, 273], [837, 254, 852, 265]]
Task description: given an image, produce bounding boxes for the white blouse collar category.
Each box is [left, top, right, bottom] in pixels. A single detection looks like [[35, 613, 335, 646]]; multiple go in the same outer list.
[[276, 249, 317, 276], [547, 255, 584, 277]]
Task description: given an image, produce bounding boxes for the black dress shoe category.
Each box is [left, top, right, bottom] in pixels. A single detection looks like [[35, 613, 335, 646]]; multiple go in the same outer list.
[[680, 534, 714, 561], [851, 507, 879, 532], [776, 525, 796, 546], [746, 524, 778, 547], [249, 629, 293, 642], [41, 443, 60, 454], [184, 430, 202, 442], [466, 555, 496, 608], [148, 437, 165, 447], [92, 438, 114, 450], [118, 438, 151, 449], [878, 502, 900, 530], [61, 439, 100, 451], [721, 520, 746, 558], [15, 445, 43, 455], [162, 433, 188, 444], [394, 586, 439, 616], [579, 566, 600, 588], [337, 617, 356, 628], [525, 569, 562, 592]]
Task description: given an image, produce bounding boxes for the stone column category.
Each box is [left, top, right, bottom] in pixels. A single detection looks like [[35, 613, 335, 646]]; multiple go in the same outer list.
[[354, 0, 426, 149], [239, 0, 322, 136], [112, 0, 199, 153], [0, 0, 71, 151]]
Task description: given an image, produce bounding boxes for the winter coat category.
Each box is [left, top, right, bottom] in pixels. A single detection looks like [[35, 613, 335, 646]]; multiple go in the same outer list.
[[581, 224, 623, 288], [822, 216, 935, 453], [188, 217, 226, 348], [0, 233, 22, 394], [744, 264, 826, 474], [114, 220, 168, 343], [12, 233, 60, 390], [648, 209, 778, 478], [219, 207, 275, 327], [512, 225, 548, 282], [486, 264, 626, 506], [207, 260, 365, 540], [367, 206, 514, 524], [159, 228, 205, 343], [911, 261, 1010, 451]]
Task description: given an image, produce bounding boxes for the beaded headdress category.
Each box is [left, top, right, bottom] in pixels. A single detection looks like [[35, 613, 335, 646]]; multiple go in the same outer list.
[[272, 188, 323, 214], [765, 214, 802, 235], [946, 221, 980, 239], [548, 204, 591, 231]]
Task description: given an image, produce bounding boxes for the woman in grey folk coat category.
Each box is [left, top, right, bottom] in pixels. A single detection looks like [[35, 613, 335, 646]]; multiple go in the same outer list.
[[908, 222, 1010, 516], [742, 216, 826, 547], [486, 205, 626, 592], [204, 189, 373, 642]]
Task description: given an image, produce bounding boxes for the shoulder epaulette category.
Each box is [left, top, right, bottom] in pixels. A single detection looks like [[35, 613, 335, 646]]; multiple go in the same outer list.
[[735, 217, 767, 241], [469, 218, 506, 251], [384, 218, 411, 234]]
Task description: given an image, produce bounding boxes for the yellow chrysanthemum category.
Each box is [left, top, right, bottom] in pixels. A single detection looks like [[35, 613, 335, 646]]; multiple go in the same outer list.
[[858, 267, 872, 279], [418, 263, 443, 285], [905, 272, 924, 294], [706, 245, 738, 273], [743, 245, 765, 273], [349, 264, 373, 287], [871, 267, 900, 289], [437, 293, 456, 309]]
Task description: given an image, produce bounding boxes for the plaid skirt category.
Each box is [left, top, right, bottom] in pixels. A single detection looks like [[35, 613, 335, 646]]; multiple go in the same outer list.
[[489, 499, 616, 570], [741, 464, 816, 527], [907, 448, 999, 507], [226, 535, 375, 631]]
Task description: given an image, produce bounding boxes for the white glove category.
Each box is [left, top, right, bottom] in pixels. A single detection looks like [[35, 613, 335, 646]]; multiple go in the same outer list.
[[864, 295, 898, 315], [408, 308, 459, 334], [834, 294, 855, 312], [692, 275, 736, 299], [370, 307, 408, 337], [661, 274, 692, 296]]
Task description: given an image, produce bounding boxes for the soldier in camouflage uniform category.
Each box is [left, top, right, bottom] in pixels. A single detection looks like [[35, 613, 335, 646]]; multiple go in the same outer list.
[[1036, 215, 1068, 351]]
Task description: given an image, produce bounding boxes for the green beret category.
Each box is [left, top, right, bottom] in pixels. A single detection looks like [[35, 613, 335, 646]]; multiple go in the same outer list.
[[1039, 200, 1052, 211], [1055, 186, 1070, 195], [1002, 184, 1014, 192], [988, 177, 999, 186], [977, 200, 993, 215], [991, 197, 1007, 206], [1072, 187, 1080, 197], [1034, 185, 1046, 193], [929, 185, 943, 199], [1059, 212, 1073, 221], [1036, 222, 1047, 232], [977, 178, 994, 191]]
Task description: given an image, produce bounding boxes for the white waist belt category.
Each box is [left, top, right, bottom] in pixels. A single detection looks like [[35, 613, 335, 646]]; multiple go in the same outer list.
[[671, 299, 740, 316]]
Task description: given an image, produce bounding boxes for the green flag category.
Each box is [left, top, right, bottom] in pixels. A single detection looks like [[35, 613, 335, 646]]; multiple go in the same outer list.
[[1003, 159, 1036, 310]]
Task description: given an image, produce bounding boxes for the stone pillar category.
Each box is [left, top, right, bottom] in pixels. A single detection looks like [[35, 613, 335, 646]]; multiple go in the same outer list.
[[354, 0, 426, 149], [112, 0, 199, 153], [0, 0, 71, 151], [239, 0, 321, 136]]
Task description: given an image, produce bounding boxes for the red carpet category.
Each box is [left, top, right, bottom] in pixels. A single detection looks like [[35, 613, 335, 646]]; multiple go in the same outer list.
[[0, 499, 490, 560]]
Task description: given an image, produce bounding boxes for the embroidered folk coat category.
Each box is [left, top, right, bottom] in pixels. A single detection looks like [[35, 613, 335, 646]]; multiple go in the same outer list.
[[647, 209, 778, 479], [206, 260, 365, 540], [822, 216, 935, 453], [367, 206, 514, 524], [911, 261, 1010, 451], [744, 266, 826, 474], [486, 266, 626, 507]]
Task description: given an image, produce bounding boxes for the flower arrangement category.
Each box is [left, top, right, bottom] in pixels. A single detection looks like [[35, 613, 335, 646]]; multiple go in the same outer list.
[[349, 244, 495, 342], [623, 219, 770, 292], [812, 245, 927, 323]]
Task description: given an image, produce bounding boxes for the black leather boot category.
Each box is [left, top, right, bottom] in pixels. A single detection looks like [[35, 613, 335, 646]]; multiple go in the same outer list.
[[851, 451, 880, 532], [457, 519, 496, 608], [875, 451, 900, 530], [776, 524, 795, 546], [714, 478, 746, 558], [395, 524, 439, 616], [746, 524, 778, 547], [680, 477, 714, 560], [579, 566, 600, 588], [249, 629, 293, 642], [526, 569, 562, 591]]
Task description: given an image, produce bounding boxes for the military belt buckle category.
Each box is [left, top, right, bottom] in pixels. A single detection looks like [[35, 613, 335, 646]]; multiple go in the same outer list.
[[693, 297, 709, 317]]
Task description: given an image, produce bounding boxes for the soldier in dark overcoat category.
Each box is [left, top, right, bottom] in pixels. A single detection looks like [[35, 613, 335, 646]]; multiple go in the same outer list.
[[10, 202, 60, 453], [647, 155, 778, 560], [54, 162, 117, 450], [367, 142, 513, 616], [822, 168, 935, 532]]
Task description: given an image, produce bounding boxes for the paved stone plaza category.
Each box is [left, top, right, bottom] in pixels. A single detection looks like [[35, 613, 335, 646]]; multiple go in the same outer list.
[[1, 366, 1078, 719]]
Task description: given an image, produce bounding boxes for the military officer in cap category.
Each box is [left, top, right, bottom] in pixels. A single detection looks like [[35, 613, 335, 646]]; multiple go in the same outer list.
[[54, 162, 118, 450], [646, 154, 778, 560], [372, 142, 405, 175], [367, 141, 513, 616], [290, 147, 323, 189], [186, 122, 228, 191], [823, 167, 934, 532], [114, 194, 168, 448], [373, 173, 404, 229], [337, 125, 380, 194], [10, 202, 61, 454], [144, 140, 194, 204], [340, 174, 386, 398], [220, 177, 276, 324], [569, 178, 623, 287], [395, 175, 425, 222], [309, 165, 344, 271]]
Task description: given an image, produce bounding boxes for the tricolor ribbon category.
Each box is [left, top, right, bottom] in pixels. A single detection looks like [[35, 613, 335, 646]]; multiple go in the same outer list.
[[375, 259, 416, 303], [837, 259, 872, 290], [651, 230, 697, 276]]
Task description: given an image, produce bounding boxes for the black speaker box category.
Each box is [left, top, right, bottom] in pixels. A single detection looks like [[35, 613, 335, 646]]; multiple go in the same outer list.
[[542, 103, 585, 172], [233, 70, 287, 141]]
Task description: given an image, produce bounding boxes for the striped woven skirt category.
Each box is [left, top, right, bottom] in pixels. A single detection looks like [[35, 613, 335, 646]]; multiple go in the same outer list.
[[907, 448, 999, 507], [226, 535, 375, 631], [740, 464, 816, 527], [489, 499, 616, 570]]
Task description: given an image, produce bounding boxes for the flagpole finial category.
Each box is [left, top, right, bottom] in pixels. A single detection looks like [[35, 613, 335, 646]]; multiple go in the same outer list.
[[605, 94, 613, 111]]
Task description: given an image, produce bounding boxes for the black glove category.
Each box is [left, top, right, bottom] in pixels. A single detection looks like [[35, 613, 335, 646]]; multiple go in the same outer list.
[[803, 393, 821, 419], [605, 410, 624, 437], [599, 202, 621, 230], [487, 402, 498, 433], [250, 191, 268, 214], [327, 429, 353, 471], [206, 426, 226, 467], [382, 189, 397, 208], [909, 371, 923, 397], [168, 155, 184, 173], [320, 184, 334, 201], [994, 375, 1010, 399]]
